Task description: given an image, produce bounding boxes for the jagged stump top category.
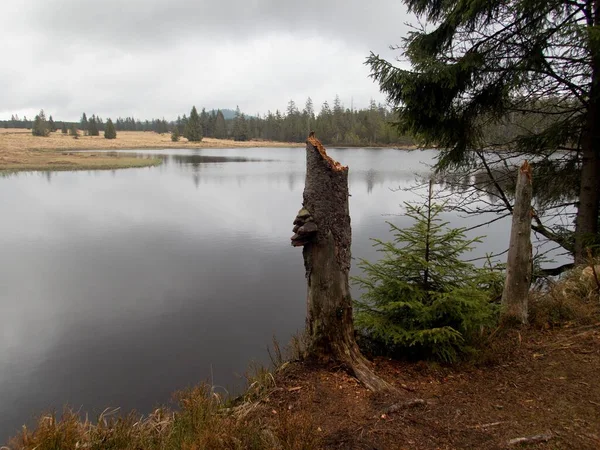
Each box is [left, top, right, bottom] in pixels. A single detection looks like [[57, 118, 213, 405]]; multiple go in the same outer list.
[[520, 160, 532, 182], [307, 133, 347, 172]]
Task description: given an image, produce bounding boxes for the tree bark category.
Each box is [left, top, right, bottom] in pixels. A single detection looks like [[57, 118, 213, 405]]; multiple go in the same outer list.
[[501, 161, 533, 325], [575, 47, 600, 263], [291, 134, 393, 392]]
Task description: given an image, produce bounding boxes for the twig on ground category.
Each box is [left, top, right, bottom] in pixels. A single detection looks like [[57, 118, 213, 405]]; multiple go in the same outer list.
[[383, 398, 427, 414], [507, 432, 553, 446], [469, 421, 506, 429]]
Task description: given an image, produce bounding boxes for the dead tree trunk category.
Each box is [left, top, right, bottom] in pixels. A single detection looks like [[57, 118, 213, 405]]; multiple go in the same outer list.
[[291, 133, 393, 392], [501, 161, 533, 325]]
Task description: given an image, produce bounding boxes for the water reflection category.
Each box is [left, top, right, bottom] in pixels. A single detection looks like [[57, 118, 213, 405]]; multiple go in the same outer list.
[[434, 158, 578, 211], [113, 148, 434, 194], [170, 154, 276, 166], [0, 147, 532, 442]]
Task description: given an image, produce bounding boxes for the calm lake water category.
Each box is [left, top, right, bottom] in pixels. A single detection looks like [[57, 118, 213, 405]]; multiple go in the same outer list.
[[0, 147, 519, 442]]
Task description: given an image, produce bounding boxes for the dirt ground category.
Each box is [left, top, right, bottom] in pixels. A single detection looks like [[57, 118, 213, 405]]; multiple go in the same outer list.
[[254, 322, 600, 449]]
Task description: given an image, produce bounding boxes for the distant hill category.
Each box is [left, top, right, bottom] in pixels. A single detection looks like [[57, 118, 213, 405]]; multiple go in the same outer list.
[[210, 109, 257, 120], [210, 109, 236, 120]]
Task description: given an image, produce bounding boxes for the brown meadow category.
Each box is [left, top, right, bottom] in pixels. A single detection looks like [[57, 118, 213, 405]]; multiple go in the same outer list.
[[0, 129, 302, 172]]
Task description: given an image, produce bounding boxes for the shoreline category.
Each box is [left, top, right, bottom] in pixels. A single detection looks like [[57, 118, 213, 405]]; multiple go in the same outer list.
[[4, 320, 599, 449], [0, 129, 415, 172]]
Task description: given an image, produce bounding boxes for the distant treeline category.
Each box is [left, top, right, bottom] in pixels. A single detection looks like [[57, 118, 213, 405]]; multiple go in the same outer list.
[[1, 96, 414, 146]]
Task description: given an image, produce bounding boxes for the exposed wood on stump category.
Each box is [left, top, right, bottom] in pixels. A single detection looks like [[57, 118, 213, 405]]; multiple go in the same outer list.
[[291, 133, 393, 392], [501, 161, 533, 325]]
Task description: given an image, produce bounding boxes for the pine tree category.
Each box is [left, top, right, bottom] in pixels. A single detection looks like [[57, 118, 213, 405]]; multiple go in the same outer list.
[[200, 108, 209, 137], [214, 110, 227, 139], [48, 115, 56, 132], [88, 115, 99, 136], [303, 97, 315, 135], [171, 125, 180, 142], [353, 184, 501, 362], [31, 110, 49, 136], [80, 113, 88, 135], [31, 115, 43, 136], [61, 122, 68, 134], [104, 119, 117, 139], [69, 124, 80, 139], [184, 106, 203, 142], [232, 106, 249, 141], [207, 110, 217, 137], [179, 114, 188, 135]]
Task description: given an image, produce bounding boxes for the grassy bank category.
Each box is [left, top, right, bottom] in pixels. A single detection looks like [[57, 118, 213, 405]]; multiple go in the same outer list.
[[4, 266, 599, 449], [5, 324, 600, 449], [0, 129, 304, 172]]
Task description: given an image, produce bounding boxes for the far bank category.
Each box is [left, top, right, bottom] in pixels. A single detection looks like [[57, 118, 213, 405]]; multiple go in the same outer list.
[[0, 129, 419, 172], [0, 129, 305, 172]]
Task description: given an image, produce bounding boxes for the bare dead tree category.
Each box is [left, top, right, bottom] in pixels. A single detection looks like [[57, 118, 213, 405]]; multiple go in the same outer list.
[[501, 161, 534, 325], [291, 133, 393, 392], [417, 149, 576, 277]]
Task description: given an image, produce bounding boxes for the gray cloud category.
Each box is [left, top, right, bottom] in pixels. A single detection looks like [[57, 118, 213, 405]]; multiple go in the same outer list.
[[30, 0, 410, 48], [1, 0, 413, 121]]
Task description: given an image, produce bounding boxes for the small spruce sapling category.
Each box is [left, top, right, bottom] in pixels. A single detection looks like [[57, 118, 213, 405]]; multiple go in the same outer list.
[[353, 182, 502, 362]]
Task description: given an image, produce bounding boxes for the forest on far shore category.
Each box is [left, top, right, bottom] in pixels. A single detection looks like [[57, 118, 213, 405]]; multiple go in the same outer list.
[[0, 96, 414, 147]]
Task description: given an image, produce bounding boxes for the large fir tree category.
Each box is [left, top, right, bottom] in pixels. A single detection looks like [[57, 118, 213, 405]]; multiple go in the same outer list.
[[367, 0, 600, 263]]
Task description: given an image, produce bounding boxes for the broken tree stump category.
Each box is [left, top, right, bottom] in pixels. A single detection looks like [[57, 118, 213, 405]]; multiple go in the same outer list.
[[501, 160, 533, 325], [291, 133, 393, 392]]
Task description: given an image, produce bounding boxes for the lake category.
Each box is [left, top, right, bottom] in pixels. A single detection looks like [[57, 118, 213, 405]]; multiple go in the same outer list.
[[0, 147, 520, 442]]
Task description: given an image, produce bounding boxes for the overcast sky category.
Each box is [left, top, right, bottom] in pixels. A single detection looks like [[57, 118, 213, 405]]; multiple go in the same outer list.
[[1, 1, 413, 121]]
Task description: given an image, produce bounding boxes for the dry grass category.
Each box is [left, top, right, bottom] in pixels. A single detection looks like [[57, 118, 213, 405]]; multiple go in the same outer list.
[[4, 335, 319, 450], [4, 303, 600, 449], [529, 263, 600, 329], [5, 383, 321, 450], [0, 129, 303, 172]]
